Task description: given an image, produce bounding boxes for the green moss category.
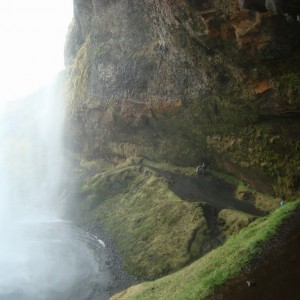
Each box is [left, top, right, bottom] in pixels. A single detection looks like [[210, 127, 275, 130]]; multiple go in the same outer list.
[[235, 182, 279, 211], [111, 199, 300, 300], [64, 1, 300, 203], [218, 209, 257, 237], [140, 159, 195, 176], [75, 158, 277, 280], [206, 125, 300, 199], [266, 57, 300, 109], [81, 166, 212, 279], [209, 169, 240, 186], [66, 35, 90, 115]]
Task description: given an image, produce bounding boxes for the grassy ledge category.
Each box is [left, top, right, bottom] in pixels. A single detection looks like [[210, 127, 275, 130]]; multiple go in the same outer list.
[[84, 166, 216, 279], [111, 198, 300, 300]]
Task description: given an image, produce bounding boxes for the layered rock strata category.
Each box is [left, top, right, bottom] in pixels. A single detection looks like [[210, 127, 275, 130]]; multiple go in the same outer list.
[[65, 0, 300, 198]]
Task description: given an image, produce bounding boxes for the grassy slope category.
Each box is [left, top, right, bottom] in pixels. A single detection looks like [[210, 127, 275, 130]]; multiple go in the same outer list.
[[111, 199, 300, 300], [81, 165, 211, 279], [77, 159, 280, 280]]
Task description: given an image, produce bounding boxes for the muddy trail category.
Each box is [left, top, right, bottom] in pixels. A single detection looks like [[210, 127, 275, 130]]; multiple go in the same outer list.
[[149, 167, 265, 217], [209, 208, 300, 300]]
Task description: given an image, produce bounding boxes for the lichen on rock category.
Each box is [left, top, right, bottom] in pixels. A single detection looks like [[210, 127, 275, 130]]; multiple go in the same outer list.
[[64, 0, 300, 200]]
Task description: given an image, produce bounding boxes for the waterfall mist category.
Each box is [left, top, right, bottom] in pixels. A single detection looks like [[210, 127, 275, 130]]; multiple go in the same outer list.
[[0, 80, 65, 297], [0, 2, 137, 299], [0, 1, 114, 298], [0, 79, 114, 300], [0, 80, 65, 223]]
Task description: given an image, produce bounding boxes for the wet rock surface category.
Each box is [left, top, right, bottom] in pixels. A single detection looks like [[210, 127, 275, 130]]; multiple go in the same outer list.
[[82, 225, 139, 298], [65, 0, 300, 199], [209, 208, 300, 300]]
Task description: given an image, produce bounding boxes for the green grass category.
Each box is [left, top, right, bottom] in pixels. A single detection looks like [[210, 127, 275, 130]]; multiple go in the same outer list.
[[79, 159, 281, 281], [82, 165, 211, 279], [218, 209, 257, 237], [139, 158, 196, 176], [111, 199, 300, 300], [209, 169, 240, 186]]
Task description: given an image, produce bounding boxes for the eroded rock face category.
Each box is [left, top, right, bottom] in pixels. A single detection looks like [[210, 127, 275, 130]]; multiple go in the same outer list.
[[240, 0, 300, 18], [65, 0, 300, 198]]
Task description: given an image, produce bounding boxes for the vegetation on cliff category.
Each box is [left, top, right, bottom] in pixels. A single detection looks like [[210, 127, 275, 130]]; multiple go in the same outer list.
[[70, 157, 279, 280], [64, 0, 300, 199], [111, 198, 300, 300], [63, 0, 300, 298], [77, 162, 212, 279]]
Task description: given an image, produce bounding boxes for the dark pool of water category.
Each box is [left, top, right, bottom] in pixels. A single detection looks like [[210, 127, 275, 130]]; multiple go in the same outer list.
[[0, 219, 126, 300]]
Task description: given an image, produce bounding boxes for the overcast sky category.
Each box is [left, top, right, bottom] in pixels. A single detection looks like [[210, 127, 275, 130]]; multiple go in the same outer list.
[[0, 0, 73, 103]]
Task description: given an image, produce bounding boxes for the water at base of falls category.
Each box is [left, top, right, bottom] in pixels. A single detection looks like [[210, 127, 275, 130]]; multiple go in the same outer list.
[[0, 219, 113, 300]]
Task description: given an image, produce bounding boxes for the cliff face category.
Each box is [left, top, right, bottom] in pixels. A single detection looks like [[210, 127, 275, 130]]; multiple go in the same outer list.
[[65, 0, 300, 198]]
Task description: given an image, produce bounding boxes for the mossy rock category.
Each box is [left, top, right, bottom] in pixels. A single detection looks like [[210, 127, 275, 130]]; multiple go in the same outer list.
[[218, 209, 258, 237], [235, 182, 281, 212]]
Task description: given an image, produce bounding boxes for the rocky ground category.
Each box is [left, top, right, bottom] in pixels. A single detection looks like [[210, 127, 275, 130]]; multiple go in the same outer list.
[[209, 207, 300, 300], [82, 225, 140, 299]]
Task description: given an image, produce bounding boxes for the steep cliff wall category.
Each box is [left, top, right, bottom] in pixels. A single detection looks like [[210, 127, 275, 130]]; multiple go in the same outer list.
[[65, 0, 300, 198]]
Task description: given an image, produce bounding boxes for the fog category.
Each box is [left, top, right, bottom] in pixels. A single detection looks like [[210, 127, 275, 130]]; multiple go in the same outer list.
[[0, 1, 114, 298], [0, 80, 114, 300], [0, 2, 136, 298]]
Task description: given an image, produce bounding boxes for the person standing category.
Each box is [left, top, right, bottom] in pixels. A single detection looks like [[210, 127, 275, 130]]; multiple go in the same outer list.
[[196, 162, 206, 176]]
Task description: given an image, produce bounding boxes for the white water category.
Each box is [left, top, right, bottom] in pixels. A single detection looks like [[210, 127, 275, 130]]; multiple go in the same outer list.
[[0, 3, 136, 298], [0, 81, 65, 221], [0, 81, 114, 300]]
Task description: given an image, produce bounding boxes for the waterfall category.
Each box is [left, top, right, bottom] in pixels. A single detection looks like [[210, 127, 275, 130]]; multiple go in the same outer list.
[[0, 78, 70, 298], [0, 2, 136, 299], [0, 74, 117, 300], [0, 79, 65, 223], [0, 3, 74, 294]]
